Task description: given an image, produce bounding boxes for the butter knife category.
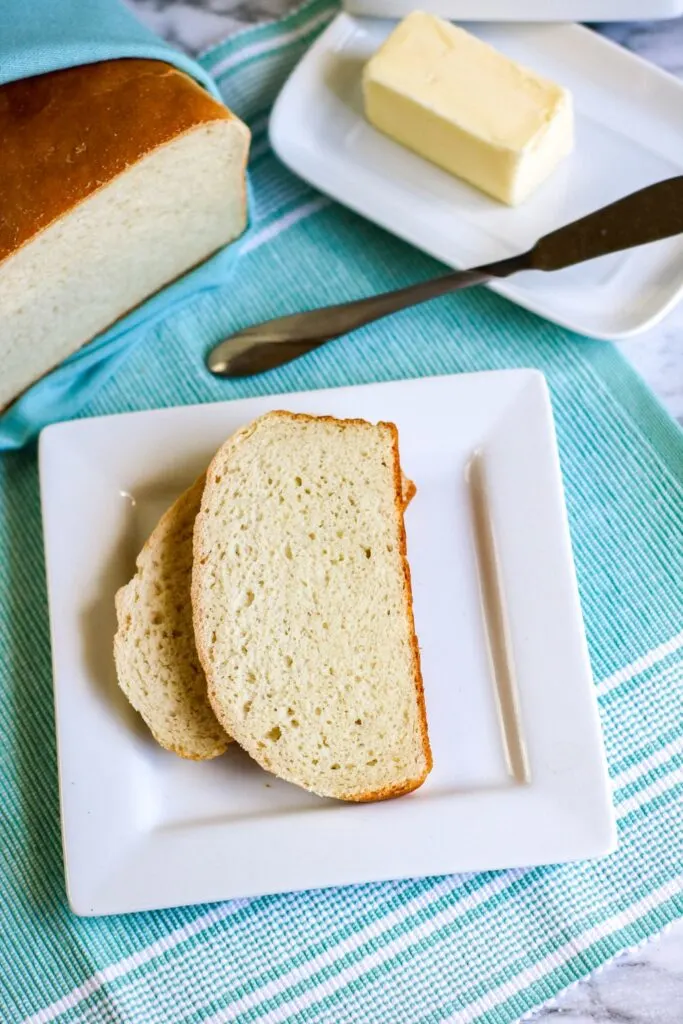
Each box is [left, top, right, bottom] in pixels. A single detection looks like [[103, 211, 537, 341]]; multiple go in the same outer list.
[[208, 175, 683, 378]]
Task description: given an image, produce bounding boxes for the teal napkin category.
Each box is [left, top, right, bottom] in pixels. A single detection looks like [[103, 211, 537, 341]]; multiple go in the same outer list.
[[2, 2, 682, 1022], [0, 0, 219, 93], [0, 0, 240, 450]]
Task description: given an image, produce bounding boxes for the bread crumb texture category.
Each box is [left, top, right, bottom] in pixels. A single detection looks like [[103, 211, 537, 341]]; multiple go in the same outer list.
[[193, 411, 431, 800]]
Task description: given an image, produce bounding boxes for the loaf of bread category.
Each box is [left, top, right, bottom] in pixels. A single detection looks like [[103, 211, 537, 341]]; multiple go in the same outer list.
[[192, 411, 432, 801], [0, 58, 250, 411], [114, 448, 415, 760]]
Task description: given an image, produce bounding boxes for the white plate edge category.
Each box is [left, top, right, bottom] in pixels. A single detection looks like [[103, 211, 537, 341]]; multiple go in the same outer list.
[[38, 373, 616, 915], [268, 13, 683, 341]]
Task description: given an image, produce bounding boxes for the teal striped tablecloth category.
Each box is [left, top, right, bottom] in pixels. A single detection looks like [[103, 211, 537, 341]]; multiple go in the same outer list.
[[1, 2, 682, 1021]]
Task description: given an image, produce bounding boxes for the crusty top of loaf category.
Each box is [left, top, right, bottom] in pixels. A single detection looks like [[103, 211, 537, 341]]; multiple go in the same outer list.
[[0, 58, 234, 262]]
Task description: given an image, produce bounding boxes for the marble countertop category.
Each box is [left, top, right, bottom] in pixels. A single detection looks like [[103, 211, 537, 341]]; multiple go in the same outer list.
[[127, 2, 683, 1020]]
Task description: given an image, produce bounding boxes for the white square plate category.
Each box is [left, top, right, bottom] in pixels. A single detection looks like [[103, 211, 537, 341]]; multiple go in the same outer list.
[[269, 14, 683, 340], [343, 0, 683, 22], [40, 372, 615, 917]]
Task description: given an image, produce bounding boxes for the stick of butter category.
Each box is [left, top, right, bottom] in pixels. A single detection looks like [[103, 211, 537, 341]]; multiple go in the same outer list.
[[362, 12, 573, 206]]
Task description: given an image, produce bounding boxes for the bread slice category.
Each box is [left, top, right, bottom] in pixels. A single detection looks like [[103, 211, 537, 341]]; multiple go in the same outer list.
[[192, 411, 432, 800], [114, 476, 230, 760], [113, 455, 415, 759], [0, 59, 250, 410]]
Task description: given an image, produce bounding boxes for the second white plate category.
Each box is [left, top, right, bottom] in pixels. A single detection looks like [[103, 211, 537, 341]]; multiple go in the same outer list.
[[270, 14, 683, 340], [343, 0, 683, 22], [40, 372, 614, 916]]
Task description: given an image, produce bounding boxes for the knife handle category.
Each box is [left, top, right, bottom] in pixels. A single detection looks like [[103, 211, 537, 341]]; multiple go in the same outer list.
[[531, 174, 683, 271]]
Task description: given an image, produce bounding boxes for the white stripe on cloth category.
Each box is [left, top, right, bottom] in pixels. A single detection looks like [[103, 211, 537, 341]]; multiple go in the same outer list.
[[22, 901, 253, 1024], [448, 876, 683, 1024], [612, 734, 683, 792], [21, 639, 683, 1024], [240, 197, 331, 255], [614, 764, 683, 818], [200, 872, 532, 1024], [596, 630, 683, 697], [197, 872, 528, 1024], [69, 872, 501, 1024], [204, 874, 683, 1024], [210, 7, 335, 81]]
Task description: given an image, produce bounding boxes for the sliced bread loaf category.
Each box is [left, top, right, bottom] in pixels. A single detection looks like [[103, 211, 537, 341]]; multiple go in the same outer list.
[[114, 475, 230, 760], [0, 59, 250, 410], [192, 411, 432, 800], [113, 454, 415, 759]]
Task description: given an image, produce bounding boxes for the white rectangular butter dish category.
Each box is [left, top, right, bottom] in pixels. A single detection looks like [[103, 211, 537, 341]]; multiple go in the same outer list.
[[343, 0, 683, 21], [270, 14, 683, 340]]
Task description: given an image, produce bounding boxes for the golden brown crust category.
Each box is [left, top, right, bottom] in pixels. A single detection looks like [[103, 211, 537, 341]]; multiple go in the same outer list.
[[344, 420, 432, 802], [193, 410, 432, 801], [402, 477, 417, 509], [0, 58, 235, 262]]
